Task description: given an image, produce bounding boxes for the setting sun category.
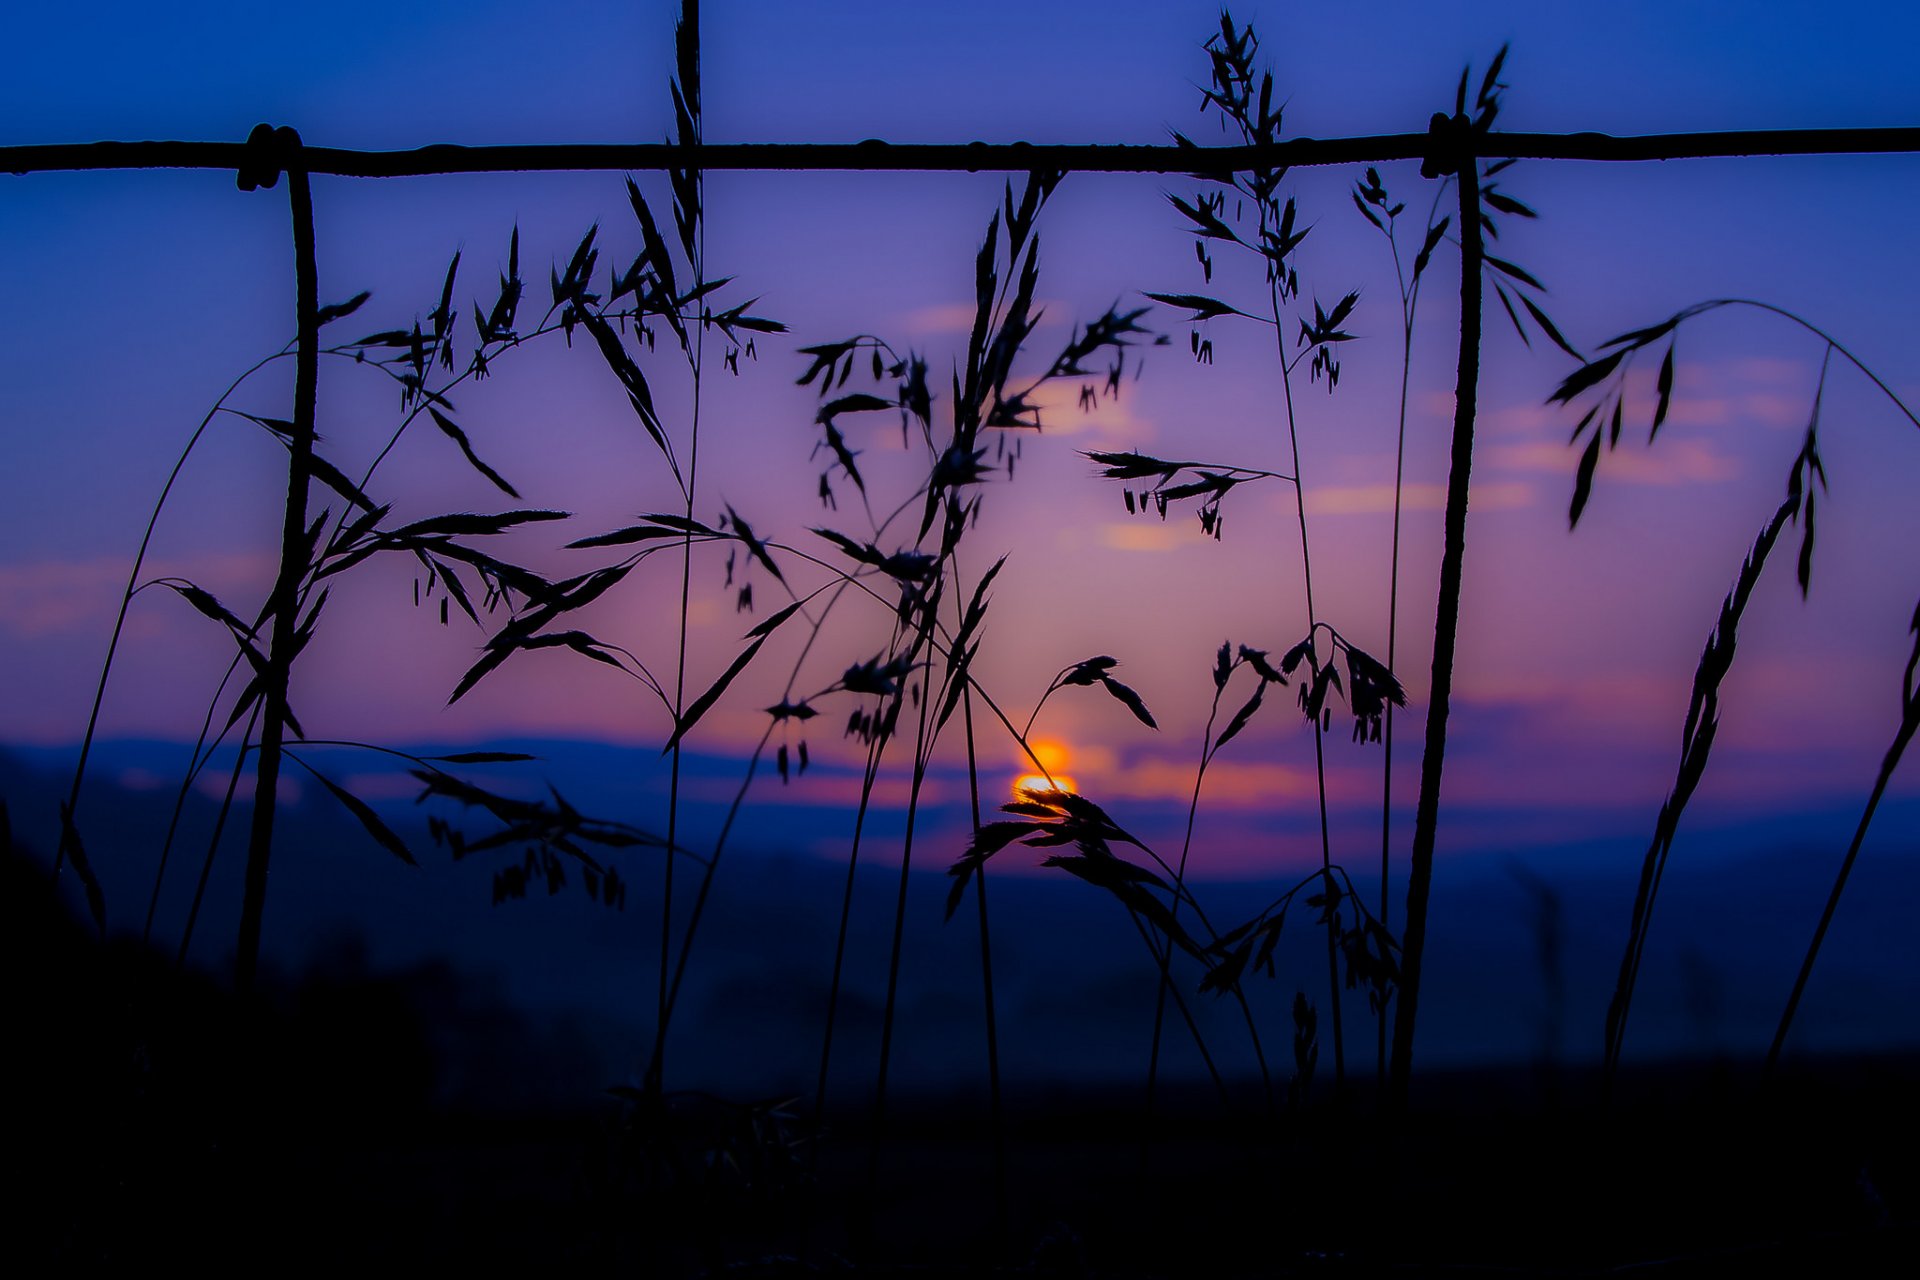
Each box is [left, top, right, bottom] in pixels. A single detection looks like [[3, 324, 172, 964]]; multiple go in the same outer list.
[[1012, 737, 1076, 797]]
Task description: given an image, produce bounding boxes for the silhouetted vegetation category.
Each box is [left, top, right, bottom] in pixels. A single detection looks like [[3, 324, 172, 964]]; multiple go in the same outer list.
[[6, 2, 1917, 1273]]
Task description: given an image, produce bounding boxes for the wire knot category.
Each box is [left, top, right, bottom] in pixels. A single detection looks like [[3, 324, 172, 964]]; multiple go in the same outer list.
[[1420, 111, 1472, 180], [237, 123, 302, 192]]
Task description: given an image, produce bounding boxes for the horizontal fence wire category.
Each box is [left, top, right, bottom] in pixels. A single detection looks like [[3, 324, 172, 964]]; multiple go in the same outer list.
[[6, 127, 1920, 179]]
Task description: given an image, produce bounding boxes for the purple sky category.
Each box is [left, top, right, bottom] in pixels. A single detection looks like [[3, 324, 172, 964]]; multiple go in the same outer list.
[[4, 1, 1919, 887]]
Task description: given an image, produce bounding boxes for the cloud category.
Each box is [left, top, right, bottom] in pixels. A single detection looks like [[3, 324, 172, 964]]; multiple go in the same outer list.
[[1727, 356, 1806, 386], [900, 301, 981, 336], [1732, 389, 1813, 429], [0, 551, 274, 639], [692, 770, 952, 811], [1102, 755, 1315, 807], [1487, 438, 1736, 486], [1023, 373, 1154, 441], [0, 559, 119, 637], [1305, 480, 1534, 516], [1471, 353, 1816, 452], [1098, 522, 1198, 552]]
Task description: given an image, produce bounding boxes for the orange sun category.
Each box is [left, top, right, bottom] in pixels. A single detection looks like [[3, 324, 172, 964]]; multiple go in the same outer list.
[[1012, 738, 1076, 798]]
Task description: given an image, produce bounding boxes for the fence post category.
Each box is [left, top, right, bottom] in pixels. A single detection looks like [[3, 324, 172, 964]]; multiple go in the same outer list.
[[1389, 114, 1482, 1106], [235, 126, 319, 996]]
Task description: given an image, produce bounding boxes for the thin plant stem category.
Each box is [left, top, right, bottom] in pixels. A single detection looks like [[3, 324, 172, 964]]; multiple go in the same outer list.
[[178, 710, 259, 970], [974, 671, 1236, 1097], [144, 648, 249, 943], [1603, 351, 1831, 1087], [1375, 183, 1441, 1086], [950, 543, 1008, 1254], [1659, 299, 1920, 432], [1767, 673, 1917, 1072], [658, 0, 705, 1093], [1146, 691, 1224, 1122], [1135, 912, 1229, 1103], [813, 723, 892, 1128], [868, 625, 942, 1186], [1266, 251, 1346, 1093], [58, 347, 286, 886], [961, 684, 1009, 1253], [1195, 32, 1351, 1088], [645, 722, 770, 1093], [809, 523, 920, 1134], [1146, 679, 1276, 1122], [1378, 338, 1410, 1087], [235, 147, 319, 996], [1390, 144, 1483, 1108]]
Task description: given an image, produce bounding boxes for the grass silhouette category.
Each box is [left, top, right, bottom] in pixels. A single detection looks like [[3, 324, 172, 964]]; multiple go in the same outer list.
[[9, 1, 1919, 1272]]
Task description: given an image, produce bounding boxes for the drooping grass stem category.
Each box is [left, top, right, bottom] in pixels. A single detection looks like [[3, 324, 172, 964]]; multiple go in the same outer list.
[[57, 350, 284, 906], [1145, 675, 1275, 1122]]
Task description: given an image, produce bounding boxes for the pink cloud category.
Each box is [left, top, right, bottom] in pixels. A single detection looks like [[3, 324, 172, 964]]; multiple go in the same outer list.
[[900, 300, 981, 336], [0, 551, 276, 639], [1023, 373, 1155, 441], [1487, 438, 1736, 486], [1305, 480, 1534, 516], [689, 770, 951, 811], [1098, 521, 1203, 552]]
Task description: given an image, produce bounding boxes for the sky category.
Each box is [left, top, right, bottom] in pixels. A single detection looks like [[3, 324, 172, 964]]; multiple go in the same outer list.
[[4, 0, 1919, 914]]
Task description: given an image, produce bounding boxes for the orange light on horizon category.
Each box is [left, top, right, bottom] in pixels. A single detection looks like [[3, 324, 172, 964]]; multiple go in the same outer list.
[[1012, 736, 1077, 799], [1029, 737, 1071, 772]]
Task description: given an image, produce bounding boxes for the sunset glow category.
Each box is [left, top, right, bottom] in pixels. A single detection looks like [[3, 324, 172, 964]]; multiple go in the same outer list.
[[1013, 772, 1077, 798], [1011, 737, 1078, 798], [1028, 738, 1072, 774]]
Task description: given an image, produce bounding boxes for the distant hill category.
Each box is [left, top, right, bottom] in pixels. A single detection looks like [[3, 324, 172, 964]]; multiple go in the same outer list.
[[4, 738, 1915, 1106]]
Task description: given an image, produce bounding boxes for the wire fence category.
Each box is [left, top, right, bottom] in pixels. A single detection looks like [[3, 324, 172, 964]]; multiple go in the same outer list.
[[7, 122, 1920, 180]]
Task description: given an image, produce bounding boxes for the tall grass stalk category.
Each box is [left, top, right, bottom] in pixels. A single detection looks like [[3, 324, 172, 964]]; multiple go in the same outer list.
[[1545, 299, 1918, 1081], [815, 709, 893, 1123], [1383, 53, 1567, 1100], [867, 593, 946, 1185], [1388, 119, 1481, 1106], [655, 0, 704, 1096], [1268, 262, 1347, 1094], [235, 138, 318, 995], [761, 175, 1160, 1183], [1142, 12, 1365, 1095], [954, 593, 1008, 1249], [1352, 167, 1450, 1085]]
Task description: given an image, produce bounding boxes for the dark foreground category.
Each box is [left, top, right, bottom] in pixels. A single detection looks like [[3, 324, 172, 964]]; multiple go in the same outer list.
[[8, 846, 1915, 1276]]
